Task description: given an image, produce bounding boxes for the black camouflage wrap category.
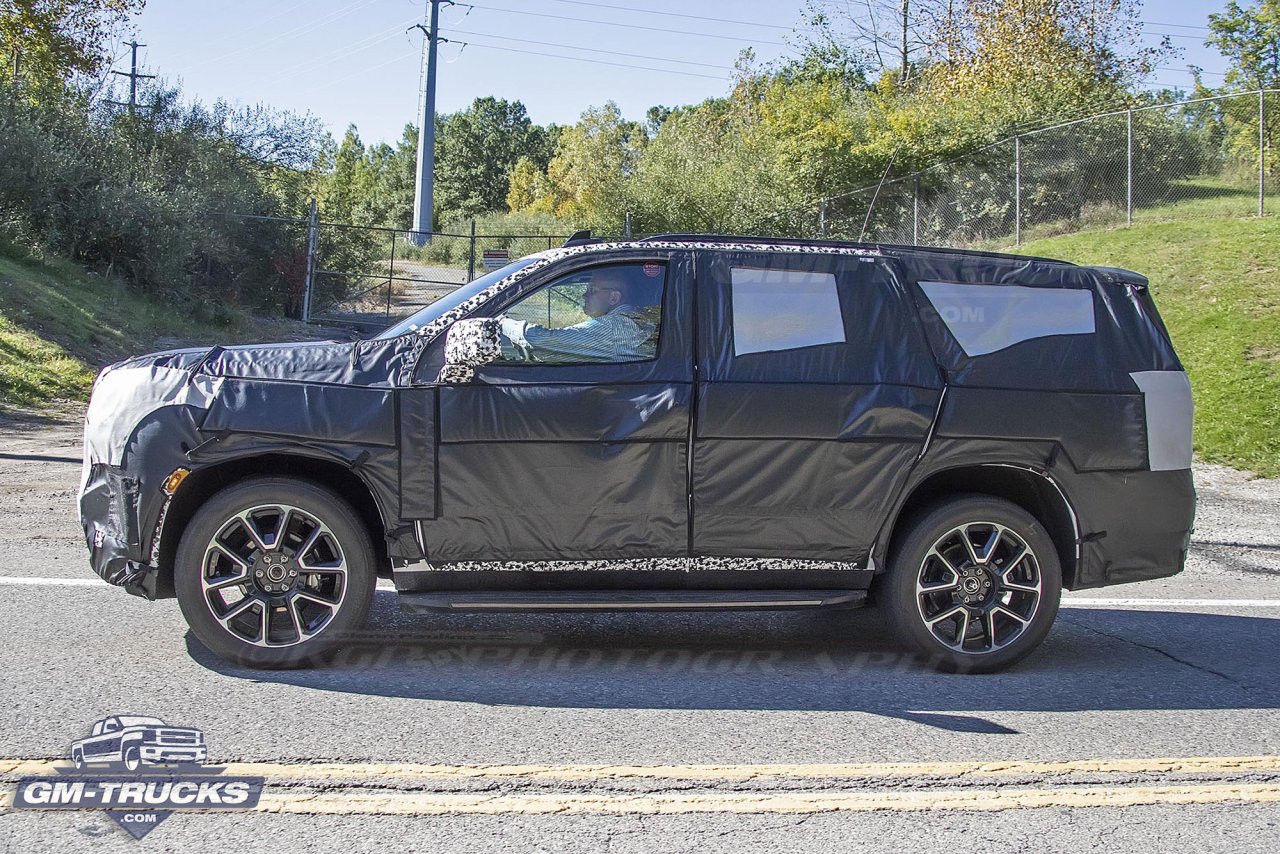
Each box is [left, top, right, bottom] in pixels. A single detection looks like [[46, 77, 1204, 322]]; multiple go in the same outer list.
[[79, 237, 1193, 600]]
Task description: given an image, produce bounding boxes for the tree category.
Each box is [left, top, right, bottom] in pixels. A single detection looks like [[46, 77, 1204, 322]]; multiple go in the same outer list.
[[924, 0, 1170, 126], [1208, 0, 1280, 89], [1, 0, 143, 87], [540, 102, 646, 231], [435, 96, 544, 219], [506, 155, 554, 214], [798, 0, 952, 85], [372, 124, 418, 229], [320, 124, 370, 224], [645, 105, 673, 137]]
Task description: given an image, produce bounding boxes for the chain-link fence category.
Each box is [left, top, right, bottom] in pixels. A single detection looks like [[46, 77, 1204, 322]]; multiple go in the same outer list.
[[808, 90, 1278, 249], [295, 213, 568, 331]]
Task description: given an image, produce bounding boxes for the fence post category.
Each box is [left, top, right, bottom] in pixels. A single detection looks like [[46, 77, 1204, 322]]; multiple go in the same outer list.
[[467, 218, 476, 282], [385, 229, 396, 321], [624, 212, 632, 239], [1126, 109, 1134, 227], [1261, 89, 1267, 218], [818, 199, 827, 237], [1014, 135, 1022, 246], [912, 175, 920, 244], [302, 198, 318, 323]]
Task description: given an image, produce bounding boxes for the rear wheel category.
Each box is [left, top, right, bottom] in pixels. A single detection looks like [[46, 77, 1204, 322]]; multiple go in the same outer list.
[[175, 477, 376, 669], [881, 494, 1062, 673]]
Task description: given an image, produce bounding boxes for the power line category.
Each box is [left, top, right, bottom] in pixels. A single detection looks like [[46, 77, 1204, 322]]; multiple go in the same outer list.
[[296, 31, 734, 96], [470, 3, 792, 47], [296, 49, 420, 95], [540, 0, 796, 32], [1142, 20, 1211, 32], [262, 16, 420, 85], [448, 28, 734, 70], [1142, 30, 1212, 41], [1157, 66, 1227, 77], [459, 40, 729, 80], [200, 0, 387, 67]]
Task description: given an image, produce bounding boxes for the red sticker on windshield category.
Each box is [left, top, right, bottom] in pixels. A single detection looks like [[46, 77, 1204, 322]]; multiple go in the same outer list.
[[643, 262, 662, 277]]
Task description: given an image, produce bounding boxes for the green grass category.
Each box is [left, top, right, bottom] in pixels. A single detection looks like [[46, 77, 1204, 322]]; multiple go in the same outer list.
[[0, 245, 323, 409], [1018, 214, 1280, 477]]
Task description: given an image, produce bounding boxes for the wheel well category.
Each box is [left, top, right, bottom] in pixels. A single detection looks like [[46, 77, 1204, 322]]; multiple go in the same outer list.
[[882, 465, 1080, 589], [155, 454, 389, 597]]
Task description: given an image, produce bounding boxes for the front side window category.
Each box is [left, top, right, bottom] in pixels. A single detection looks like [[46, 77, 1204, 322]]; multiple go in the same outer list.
[[494, 262, 665, 365]]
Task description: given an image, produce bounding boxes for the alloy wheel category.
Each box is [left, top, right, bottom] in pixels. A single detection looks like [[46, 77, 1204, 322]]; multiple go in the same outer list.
[[914, 521, 1043, 655], [199, 504, 349, 648]]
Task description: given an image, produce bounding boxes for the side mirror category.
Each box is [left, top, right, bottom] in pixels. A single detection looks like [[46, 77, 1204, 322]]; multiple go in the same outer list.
[[437, 317, 502, 383]]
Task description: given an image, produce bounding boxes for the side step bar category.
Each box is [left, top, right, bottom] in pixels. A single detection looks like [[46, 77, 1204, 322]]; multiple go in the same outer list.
[[399, 589, 867, 613]]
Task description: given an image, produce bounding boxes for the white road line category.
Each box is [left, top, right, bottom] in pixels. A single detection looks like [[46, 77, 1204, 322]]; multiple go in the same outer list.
[[0, 577, 105, 587], [1061, 598, 1278, 608]]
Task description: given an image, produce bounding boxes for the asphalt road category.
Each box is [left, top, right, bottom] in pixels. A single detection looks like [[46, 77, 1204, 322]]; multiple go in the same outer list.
[[1, 413, 1279, 852]]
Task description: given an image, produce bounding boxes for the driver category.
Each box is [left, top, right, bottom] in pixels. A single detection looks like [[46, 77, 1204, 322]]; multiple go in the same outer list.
[[498, 267, 656, 363]]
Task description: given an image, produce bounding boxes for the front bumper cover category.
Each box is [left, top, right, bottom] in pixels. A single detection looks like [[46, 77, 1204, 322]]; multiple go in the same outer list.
[[80, 462, 167, 599]]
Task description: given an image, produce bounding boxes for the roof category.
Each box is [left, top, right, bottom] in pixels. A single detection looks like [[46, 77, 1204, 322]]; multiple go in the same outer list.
[[635, 233, 1074, 267]]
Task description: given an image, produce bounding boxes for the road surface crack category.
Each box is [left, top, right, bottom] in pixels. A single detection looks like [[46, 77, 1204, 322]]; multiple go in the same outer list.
[[1060, 614, 1247, 687]]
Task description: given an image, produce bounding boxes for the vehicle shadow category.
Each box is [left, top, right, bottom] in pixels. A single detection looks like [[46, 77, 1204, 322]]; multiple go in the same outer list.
[[187, 592, 1280, 726]]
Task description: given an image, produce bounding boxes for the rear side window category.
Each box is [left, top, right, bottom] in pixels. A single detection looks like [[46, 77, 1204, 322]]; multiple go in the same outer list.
[[730, 268, 846, 356], [698, 252, 938, 388], [918, 281, 1095, 357]]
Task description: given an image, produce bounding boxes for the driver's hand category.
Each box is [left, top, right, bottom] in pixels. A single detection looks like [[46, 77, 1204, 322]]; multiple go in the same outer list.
[[499, 315, 528, 347]]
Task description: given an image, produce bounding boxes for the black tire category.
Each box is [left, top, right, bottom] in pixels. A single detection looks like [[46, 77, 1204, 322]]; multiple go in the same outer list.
[[71, 748, 84, 769], [175, 477, 376, 669], [880, 494, 1062, 674], [122, 745, 141, 772]]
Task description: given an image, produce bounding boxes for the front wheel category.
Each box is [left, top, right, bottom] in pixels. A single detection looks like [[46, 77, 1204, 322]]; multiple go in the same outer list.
[[175, 477, 376, 669], [880, 494, 1062, 673]]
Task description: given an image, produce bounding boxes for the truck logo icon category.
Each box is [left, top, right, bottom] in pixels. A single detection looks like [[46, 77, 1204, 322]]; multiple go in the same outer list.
[[11, 714, 261, 840], [69, 715, 208, 771]]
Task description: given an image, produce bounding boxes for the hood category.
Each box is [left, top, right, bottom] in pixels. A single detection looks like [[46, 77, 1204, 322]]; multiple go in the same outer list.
[[108, 346, 215, 374], [103, 335, 417, 388], [197, 337, 417, 387]]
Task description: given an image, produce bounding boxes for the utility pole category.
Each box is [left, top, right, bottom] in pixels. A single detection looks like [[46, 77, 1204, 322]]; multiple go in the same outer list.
[[107, 41, 155, 114], [900, 0, 909, 82], [411, 0, 450, 245]]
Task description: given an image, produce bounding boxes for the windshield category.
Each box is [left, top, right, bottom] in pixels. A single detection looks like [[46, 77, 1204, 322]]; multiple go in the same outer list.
[[373, 256, 543, 339], [116, 716, 164, 727]]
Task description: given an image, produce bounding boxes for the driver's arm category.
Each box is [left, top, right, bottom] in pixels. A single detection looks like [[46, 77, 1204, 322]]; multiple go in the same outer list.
[[500, 314, 625, 362]]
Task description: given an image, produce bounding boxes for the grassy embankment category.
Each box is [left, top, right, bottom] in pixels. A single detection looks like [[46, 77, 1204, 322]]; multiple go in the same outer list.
[[0, 245, 329, 411]]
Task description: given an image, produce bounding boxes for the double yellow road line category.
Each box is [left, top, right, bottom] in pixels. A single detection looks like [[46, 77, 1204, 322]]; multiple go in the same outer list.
[[4, 755, 1279, 815]]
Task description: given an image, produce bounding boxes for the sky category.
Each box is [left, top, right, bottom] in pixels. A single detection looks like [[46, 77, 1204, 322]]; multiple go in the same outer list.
[[120, 0, 1234, 147]]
